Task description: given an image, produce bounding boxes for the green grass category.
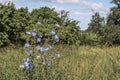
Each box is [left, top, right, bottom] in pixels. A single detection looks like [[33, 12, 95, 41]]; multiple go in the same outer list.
[[0, 45, 120, 80]]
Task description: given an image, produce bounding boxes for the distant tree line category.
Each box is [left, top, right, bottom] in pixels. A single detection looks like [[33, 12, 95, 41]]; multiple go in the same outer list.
[[0, 0, 120, 47], [86, 0, 120, 46]]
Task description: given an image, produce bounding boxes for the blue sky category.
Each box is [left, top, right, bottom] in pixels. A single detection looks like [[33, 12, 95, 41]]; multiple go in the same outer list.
[[0, 0, 114, 30]]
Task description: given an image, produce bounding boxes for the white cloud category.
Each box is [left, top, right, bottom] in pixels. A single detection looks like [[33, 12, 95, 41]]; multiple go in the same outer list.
[[55, 0, 80, 4], [81, 1, 109, 12], [0, 0, 13, 4]]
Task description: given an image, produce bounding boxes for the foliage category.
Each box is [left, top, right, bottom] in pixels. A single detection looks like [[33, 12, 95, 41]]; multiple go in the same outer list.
[[107, 0, 120, 26], [87, 12, 105, 34], [0, 3, 80, 47], [0, 3, 31, 46], [99, 25, 120, 46], [0, 46, 120, 79], [79, 31, 100, 46], [30, 7, 80, 45]]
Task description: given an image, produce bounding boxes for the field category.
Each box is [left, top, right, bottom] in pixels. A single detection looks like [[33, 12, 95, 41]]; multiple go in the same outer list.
[[0, 45, 120, 80]]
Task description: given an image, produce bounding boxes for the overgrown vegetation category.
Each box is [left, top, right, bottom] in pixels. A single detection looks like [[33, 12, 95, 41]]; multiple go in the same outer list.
[[0, 0, 120, 47], [0, 45, 120, 80], [0, 0, 120, 79]]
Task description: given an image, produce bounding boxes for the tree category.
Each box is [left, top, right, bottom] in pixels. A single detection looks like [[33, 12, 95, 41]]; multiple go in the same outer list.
[[0, 2, 31, 47], [87, 12, 105, 34], [30, 7, 80, 45], [107, 0, 120, 26]]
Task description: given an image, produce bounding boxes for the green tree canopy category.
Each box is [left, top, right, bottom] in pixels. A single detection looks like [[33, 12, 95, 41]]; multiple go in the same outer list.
[[107, 0, 120, 26], [87, 12, 105, 34]]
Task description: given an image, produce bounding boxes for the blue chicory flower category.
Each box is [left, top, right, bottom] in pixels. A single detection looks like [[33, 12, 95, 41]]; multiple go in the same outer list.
[[24, 43, 30, 48], [25, 58, 30, 63], [56, 53, 61, 58], [26, 63, 33, 72], [45, 47, 49, 51], [54, 34, 59, 42], [28, 50, 33, 55], [47, 61, 52, 67], [24, 62, 29, 67], [32, 31, 36, 37], [36, 55, 40, 59], [50, 31, 56, 35], [36, 45, 41, 50], [42, 61, 46, 65], [26, 31, 31, 35], [37, 21, 41, 25], [19, 65, 25, 68], [55, 23, 60, 27], [37, 38, 42, 42], [40, 47, 45, 54], [39, 35, 42, 38]]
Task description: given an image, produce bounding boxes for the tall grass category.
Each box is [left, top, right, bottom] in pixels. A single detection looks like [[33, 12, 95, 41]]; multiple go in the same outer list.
[[0, 45, 120, 80]]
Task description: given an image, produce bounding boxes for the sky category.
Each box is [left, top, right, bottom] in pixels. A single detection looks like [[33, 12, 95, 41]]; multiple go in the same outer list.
[[0, 0, 114, 30]]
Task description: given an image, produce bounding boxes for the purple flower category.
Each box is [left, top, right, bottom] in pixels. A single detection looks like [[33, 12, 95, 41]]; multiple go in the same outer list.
[[45, 47, 49, 51], [37, 38, 41, 42], [54, 34, 59, 42], [19, 65, 25, 68], [24, 43, 30, 48], [50, 31, 56, 35], [56, 53, 61, 58], [28, 50, 33, 55], [32, 32, 36, 37], [39, 35, 42, 38], [42, 61, 46, 65], [47, 61, 52, 67], [37, 21, 41, 25], [36, 55, 40, 59], [55, 23, 60, 27], [40, 47, 45, 54], [26, 64, 33, 72], [26, 31, 31, 35], [25, 58, 30, 63], [24, 62, 29, 67], [36, 45, 41, 50]]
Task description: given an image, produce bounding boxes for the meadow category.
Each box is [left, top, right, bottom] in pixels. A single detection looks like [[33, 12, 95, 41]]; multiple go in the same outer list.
[[0, 45, 120, 80]]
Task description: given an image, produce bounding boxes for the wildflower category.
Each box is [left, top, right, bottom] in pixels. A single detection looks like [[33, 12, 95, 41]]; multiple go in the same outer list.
[[36, 55, 40, 59], [42, 61, 46, 65], [25, 58, 30, 63], [26, 31, 31, 35], [45, 47, 49, 51], [24, 43, 30, 48], [32, 31, 36, 37], [50, 31, 56, 35], [36, 45, 41, 50], [37, 21, 41, 25], [19, 65, 25, 68], [40, 47, 45, 54], [39, 35, 42, 38], [26, 63, 33, 72], [47, 61, 52, 67], [55, 23, 60, 27], [28, 50, 33, 55], [54, 34, 59, 42], [56, 54, 60, 58], [24, 62, 29, 67], [37, 38, 42, 42]]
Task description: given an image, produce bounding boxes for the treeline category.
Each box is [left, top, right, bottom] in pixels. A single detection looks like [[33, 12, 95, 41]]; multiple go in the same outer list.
[[0, 0, 120, 47]]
